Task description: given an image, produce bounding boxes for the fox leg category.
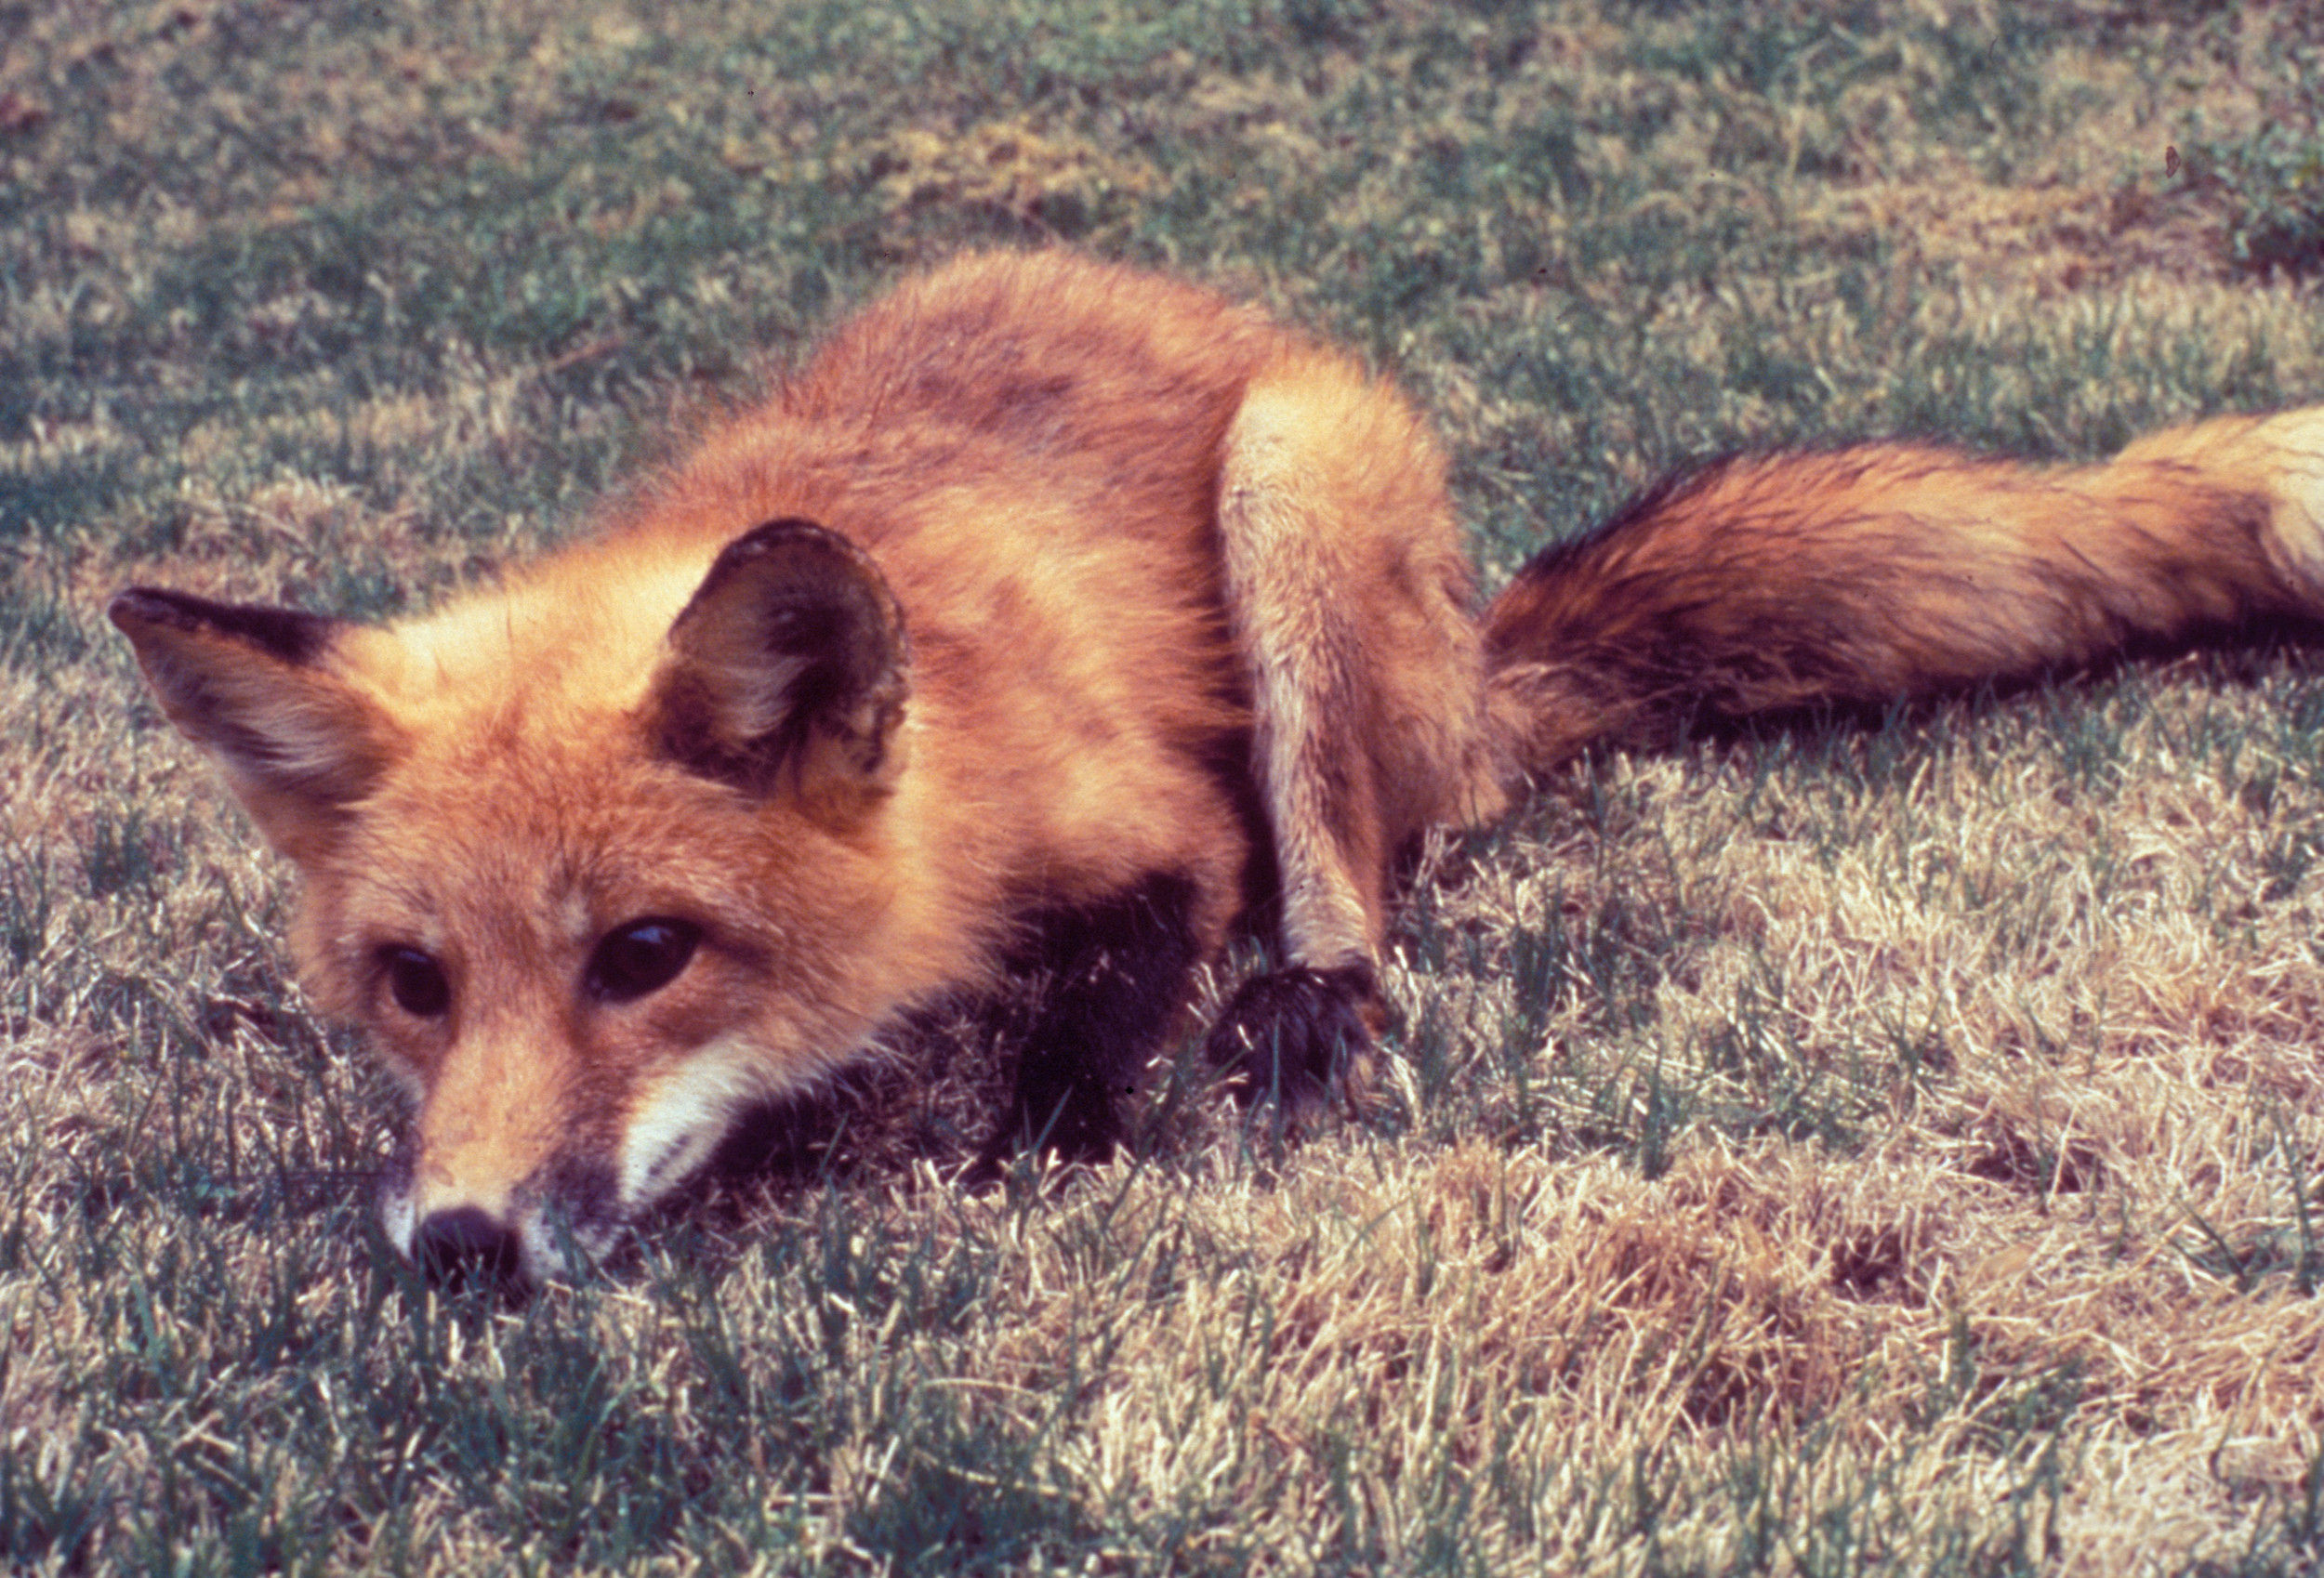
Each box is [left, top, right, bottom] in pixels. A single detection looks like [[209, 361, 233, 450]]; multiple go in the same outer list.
[[981, 872, 1207, 1168], [1205, 355, 1499, 1111]]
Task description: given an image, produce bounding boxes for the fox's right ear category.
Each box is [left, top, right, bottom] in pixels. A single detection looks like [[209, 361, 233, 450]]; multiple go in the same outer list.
[[108, 588, 399, 863]]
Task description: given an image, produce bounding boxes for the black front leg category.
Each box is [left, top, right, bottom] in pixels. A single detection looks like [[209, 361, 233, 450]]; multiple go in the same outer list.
[[984, 873, 1203, 1167], [1203, 960, 1379, 1117]]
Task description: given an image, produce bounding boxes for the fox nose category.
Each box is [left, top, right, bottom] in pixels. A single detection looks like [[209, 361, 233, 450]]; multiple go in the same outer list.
[[412, 1205, 525, 1292]]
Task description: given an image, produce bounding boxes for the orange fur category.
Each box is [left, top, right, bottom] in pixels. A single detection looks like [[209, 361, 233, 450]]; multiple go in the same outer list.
[[1486, 409, 2324, 770], [108, 252, 2324, 1287]]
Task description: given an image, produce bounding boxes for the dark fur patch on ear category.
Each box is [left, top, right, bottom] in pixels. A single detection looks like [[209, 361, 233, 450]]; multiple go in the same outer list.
[[683, 517, 843, 605], [654, 518, 911, 797], [109, 587, 339, 665], [108, 583, 391, 861]]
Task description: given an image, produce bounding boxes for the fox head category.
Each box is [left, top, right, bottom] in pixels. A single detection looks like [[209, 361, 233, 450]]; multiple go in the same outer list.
[[110, 519, 918, 1290]]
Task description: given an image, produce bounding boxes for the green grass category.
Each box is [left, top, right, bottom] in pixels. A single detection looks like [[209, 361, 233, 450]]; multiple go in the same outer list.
[[8, 0, 2324, 1572]]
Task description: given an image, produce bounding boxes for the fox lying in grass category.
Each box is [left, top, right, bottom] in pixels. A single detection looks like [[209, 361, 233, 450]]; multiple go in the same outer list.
[[111, 251, 2324, 1291]]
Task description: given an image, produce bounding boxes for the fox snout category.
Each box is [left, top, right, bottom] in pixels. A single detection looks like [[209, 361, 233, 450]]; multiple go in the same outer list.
[[372, 1027, 786, 1292], [405, 1206, 525, 1292], [378, 1140, 634, 1293], [375, 1022, 794, 1293]]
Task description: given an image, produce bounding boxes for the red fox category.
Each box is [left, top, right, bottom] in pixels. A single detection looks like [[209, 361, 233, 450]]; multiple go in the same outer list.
[[111, 251, 2324, 1290]]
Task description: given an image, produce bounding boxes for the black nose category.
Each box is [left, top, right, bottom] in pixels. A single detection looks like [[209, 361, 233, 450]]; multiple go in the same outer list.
[[412, 1205, 525, 1292]]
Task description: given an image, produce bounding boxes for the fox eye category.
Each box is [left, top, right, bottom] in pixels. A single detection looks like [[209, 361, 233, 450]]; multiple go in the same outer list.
[[587, 917, 701, 1004], [382, 947, 451, 1018]]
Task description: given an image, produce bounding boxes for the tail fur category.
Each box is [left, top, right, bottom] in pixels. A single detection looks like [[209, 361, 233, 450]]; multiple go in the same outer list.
[[1482, 408, 2324, 778]]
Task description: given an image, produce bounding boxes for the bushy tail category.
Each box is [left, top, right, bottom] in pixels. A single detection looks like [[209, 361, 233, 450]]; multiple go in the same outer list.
[[1481, 408, 2324, 779]]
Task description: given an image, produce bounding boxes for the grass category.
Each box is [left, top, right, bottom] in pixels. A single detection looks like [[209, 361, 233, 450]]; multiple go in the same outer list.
[[7, 0, 2324, 1571]]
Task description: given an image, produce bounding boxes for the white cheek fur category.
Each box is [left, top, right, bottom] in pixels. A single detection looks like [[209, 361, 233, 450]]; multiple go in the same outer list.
[[615, 1034, 785, 1213]]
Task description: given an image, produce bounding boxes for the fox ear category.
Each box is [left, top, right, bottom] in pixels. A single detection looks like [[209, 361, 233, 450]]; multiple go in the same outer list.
[[108, 587, 398, 863], [647, 518, 911, 814]]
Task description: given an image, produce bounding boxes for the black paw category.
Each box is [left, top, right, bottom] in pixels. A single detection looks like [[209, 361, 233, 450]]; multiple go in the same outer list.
[[1204, 963, 1379, 1117]]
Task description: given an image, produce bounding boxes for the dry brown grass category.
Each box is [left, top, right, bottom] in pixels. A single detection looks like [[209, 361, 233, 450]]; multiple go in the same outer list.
[[1370, 672, 2324, 1571]]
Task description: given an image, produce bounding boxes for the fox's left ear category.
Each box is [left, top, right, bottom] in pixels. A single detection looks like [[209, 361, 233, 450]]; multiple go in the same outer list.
[[108, 588, 401, 864], [645, 518, 912, 818]]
